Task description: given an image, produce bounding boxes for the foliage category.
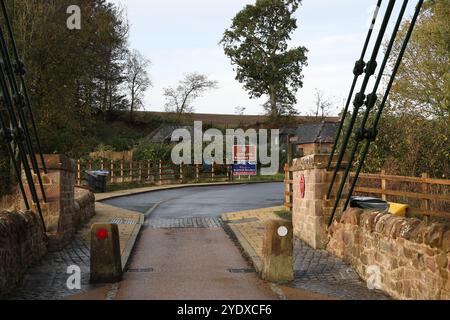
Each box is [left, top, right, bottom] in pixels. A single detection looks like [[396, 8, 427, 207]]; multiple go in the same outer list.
[[388, 0, 449, 118], [274, 210, 292, 220], [220, 0, 308, 119], [342, 1, 450, 179], [351, 107, 450, 179], [0, 145, 12, 197], [5, 0, 153, 158], [133, 141, 173, 162]]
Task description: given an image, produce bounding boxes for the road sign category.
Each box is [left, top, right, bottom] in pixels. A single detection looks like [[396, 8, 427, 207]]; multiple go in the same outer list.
[[233, 163, 257, 176], [233, 145, 257, 162]]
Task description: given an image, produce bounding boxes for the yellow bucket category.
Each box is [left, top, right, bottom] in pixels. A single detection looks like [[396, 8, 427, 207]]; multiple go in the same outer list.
[[388, 202, 409, 217]]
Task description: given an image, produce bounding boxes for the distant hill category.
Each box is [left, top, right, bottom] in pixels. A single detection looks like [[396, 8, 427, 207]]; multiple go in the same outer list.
[[139, 111, 339, 127]]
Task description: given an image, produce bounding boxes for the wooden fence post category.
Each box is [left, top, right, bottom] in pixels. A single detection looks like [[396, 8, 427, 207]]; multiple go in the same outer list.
[[88, 160, 93, 171], [381, 170, 387, 201], [110, 160, 115, 184], [147, 160, 151, 183], [138, 161, 143, 183], [284, 163, 292, 211], [159, 160, 163, 185], [421, 172, 430, 223], [100, 159, 104, 171], [179, 161, 184, 183], [120, 159, 124, 183], [129, 161, 133, 183]]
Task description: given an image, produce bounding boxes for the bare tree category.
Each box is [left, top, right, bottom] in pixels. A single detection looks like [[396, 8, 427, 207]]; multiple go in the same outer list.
[[125, 49, 152, 122], [311, 89, 332, 120], [163, 72, 218, 118], [235, 105, 246, 115]]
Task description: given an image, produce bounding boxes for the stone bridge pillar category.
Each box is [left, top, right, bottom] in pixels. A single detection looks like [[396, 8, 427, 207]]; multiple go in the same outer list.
[[23, 154, 76, 250], [291, 147, 350, 249]]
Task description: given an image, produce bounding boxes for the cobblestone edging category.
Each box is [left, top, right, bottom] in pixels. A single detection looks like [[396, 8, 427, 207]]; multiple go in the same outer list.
[[5, 216, 223, 300], [221, 209, 390, 300], [292, 239, 390, 300], [0, 211, 47, 298], [145, 217, 223, 229], [4, 236, 103, 300]]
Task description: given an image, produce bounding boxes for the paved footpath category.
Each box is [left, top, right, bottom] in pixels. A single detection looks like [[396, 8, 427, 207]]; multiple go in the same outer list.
[[72, 216, 278, 300], [6, 183, 279, 300], [222, 207, 391, 300]]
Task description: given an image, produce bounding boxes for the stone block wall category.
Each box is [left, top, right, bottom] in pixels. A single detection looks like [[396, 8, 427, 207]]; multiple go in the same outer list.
[[328, 208, 450, 300], [73, 187, 95, 227], [291, 154, 349, 249], [23, 155, 77, 249], [0, 210, 47, 297], [0, 155, 96, 296]]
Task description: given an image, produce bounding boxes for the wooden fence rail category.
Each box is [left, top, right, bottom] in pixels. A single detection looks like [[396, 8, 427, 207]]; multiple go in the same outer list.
[[351, 171, 450, 218], [283, 166, 450, 219], [76, 159, 234, 187]]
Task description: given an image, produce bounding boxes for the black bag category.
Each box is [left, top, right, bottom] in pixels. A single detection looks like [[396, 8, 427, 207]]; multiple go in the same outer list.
[[350, 196, 389, 212]]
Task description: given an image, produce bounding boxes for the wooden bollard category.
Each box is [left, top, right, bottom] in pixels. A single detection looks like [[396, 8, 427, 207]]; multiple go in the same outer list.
[[261, 220, 294, 283], [90, 223, 123, 283]]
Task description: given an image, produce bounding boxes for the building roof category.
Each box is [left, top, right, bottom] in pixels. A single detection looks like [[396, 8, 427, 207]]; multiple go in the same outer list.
[[145, 124, 194, 143], [294, 122, 339, 145]]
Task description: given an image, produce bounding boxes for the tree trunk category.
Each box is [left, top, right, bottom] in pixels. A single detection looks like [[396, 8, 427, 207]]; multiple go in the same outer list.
[[130, 100, 134, 123], [269, 86, 277, 120]]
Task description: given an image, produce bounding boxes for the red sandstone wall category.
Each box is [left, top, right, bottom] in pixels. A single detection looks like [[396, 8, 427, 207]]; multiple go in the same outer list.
[[328, 208, 450, 300]]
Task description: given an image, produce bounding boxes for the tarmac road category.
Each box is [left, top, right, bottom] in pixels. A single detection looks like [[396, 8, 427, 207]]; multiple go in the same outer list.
[[103, 182, 284, 219], [73, 182, 286, 300]]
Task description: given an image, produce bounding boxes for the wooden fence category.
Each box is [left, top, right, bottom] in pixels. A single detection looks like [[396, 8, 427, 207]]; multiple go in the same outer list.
[[76, 159, 233, 187], [284, 167, 450, 219], [284, 164, 293, 211], [351, 171, 450, 219]]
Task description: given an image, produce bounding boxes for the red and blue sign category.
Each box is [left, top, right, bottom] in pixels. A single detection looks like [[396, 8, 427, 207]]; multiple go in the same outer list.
[[233, 163, 257, 176]]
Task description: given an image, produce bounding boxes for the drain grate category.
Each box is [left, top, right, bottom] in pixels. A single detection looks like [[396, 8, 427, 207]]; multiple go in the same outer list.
[[228, 268, 255, 274], [109, 218, 137, 225], [127, 268, 155, 273]]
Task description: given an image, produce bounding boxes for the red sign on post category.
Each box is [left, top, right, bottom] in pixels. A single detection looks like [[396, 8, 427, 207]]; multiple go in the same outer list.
[[233, 145, 257, 162], [300, 174, 305, 199]]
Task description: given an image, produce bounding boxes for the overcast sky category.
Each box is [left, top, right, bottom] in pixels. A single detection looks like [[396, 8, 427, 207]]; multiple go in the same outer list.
[[108, 0, 416, 116]]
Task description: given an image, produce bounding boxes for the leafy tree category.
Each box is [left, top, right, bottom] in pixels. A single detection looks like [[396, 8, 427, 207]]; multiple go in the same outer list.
[[344, 0, 450, 179], [388, 0, 449, 118], [7, 0, 130, 156], [163, 72, 218, 118], [351, 107, 450, 178], [220, 0, 308, 120], [125, 49, 152, 123]]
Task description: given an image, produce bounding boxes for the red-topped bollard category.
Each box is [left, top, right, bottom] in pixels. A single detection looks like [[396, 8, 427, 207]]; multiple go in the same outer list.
[[90, 223, 122, 283]]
